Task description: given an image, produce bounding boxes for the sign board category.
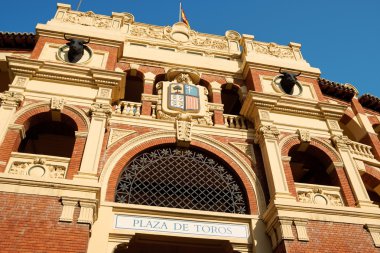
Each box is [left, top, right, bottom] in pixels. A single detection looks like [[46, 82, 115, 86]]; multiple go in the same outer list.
[[114, 214, 250, 239]]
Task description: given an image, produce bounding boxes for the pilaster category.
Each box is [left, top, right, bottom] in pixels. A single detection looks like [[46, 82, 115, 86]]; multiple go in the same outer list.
[[0, 91, 24, 145], [255, 124, 295, 201], [75, 102, 111, 181]]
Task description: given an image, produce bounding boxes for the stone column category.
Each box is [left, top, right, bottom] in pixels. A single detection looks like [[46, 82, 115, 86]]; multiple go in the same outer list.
[[255, 124, 295, 201], [0, 91, 24, 145], [331, 135, 376, 208], [75, 102, 111, 181]]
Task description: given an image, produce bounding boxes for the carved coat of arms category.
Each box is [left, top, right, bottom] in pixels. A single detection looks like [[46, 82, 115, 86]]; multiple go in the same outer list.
[[155, 72, 213, 126], [168, 83, 200, 112]]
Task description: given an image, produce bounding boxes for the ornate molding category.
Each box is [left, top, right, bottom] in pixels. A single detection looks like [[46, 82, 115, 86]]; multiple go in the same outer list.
[[59, 197, 77, 222], [176, 114, 193, 147], [51, 97, 65, 111], [0, 91, 24, 107], [230, 142, 255, 162], [78, 199, 97, 225], [7, 156, 67, 179], [331, 135, 351, 149], [107, 128, 136, 147], [297, 187, 343, 207], [297, 129, 311, 143], [253, 42, 295, 59], [141, 93, 159, 103], [256, 124, 279, 141], [90, 102, 112, 118]]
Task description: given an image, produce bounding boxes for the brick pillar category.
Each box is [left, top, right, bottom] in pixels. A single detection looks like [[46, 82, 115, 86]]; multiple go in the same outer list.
[[282, 157, 297, 198], [141, 72, 155, 117], [210, 81, 224, 126], [66, 132, 87, 179]]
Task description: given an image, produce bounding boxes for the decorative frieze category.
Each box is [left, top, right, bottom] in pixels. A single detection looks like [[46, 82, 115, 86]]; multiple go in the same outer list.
[[6, 153, 69, 179], [0, 91, 24, 107], [253, 41, 295, 59], [296, 183, 344, 207]]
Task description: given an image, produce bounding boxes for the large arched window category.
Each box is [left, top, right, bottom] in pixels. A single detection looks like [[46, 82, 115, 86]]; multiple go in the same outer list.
[[115, 146, 248, 214]]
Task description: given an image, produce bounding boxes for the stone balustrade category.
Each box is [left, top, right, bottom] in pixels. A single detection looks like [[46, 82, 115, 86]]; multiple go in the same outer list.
[[223, 114, 248, 129], [5, 152, 70, 179], [114, 101, 142, 117], [348, 141, 374, 159], [295, 182, 344, 207]]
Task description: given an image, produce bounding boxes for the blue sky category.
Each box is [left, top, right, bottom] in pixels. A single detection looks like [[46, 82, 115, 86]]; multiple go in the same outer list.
[[1, 1, 379, 97]]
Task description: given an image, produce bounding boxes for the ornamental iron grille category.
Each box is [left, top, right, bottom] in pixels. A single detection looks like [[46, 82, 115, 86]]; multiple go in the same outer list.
[[115, 147, 248, 214]]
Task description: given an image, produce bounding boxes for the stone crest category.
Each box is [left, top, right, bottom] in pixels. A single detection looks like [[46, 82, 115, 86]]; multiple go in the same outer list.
[[156, 69, 212, 125]]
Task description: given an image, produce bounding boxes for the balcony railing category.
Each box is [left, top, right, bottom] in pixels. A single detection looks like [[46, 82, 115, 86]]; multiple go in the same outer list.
[[223, 114, 248, 129], [5, 152, 70, 179], [295, 182, 344, 207], [114, 101, 142, 117], [348, 141, 374, 159]]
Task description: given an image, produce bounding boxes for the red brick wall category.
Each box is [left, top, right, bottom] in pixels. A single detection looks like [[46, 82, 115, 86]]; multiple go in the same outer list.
[[279, 221, 379, 253], [0, 192, 90, 253]]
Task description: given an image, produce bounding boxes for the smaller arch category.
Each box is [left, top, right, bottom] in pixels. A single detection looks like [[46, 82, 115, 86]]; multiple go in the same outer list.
[[122, 69, 145, 103], [361, 164, 380, 205], [221, 83, 242, 115], [13, 101, 89, 132], [280, 134, 341, 163], [279, 134, 355, 206], [18, 112, 77, 157]]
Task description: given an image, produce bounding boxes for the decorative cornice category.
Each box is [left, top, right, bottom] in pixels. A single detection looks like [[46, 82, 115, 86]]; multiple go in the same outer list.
[[241, 91, 347, 122], [7, 56, 125, 88]]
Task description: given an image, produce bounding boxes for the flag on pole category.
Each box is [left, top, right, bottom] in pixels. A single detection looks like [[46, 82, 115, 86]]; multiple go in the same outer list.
[[180, 3, 190, 28]]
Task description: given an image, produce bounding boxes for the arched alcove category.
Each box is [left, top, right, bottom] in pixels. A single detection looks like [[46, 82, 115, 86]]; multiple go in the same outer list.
[[221, 84, 242, 115], [18, 112, 77, 157], [115, 145, 249, 214], [123, 70, 144, 102]]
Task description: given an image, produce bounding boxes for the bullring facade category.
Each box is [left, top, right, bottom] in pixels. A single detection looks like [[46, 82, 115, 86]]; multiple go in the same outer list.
[[1, 3, 380, 253]]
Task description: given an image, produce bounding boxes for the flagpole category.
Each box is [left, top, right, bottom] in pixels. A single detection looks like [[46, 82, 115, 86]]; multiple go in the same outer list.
[[76, 0, 83, 11], [179, 2, 182, 22]]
